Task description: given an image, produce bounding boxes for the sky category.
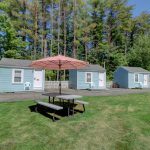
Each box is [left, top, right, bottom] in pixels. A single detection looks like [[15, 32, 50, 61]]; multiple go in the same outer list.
[[128, 0, 150, 17]]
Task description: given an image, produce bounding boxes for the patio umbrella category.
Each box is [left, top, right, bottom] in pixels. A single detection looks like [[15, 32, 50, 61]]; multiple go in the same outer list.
[[30, 55, 88, 94]]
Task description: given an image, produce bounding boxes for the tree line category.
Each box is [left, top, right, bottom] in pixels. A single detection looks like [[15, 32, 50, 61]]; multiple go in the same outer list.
[[0, 0, 150, 79]]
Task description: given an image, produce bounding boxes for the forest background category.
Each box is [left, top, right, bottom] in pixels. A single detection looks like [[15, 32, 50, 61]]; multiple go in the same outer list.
[[0, 0, 150, 80]]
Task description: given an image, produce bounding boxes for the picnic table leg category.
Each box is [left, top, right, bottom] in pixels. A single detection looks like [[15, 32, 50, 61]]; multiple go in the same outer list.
[[35, 104, 38, 112], [72, 99, 75, 115], [52, 110, 56, 122], [67, 100, 70, 116], [53, 97, 54, 104], [59, 98, 61, 105], [83, 104, 85, 112], [49, 96, 50, 103], [67, 108, 70, 116]]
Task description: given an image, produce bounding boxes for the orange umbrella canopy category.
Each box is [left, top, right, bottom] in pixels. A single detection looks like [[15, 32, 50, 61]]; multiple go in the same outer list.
[[30, 55, 88, 94], [30, 55, 88, 70]]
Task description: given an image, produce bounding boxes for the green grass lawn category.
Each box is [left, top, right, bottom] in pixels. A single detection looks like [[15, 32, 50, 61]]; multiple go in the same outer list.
[[0, 93, 150, 150]]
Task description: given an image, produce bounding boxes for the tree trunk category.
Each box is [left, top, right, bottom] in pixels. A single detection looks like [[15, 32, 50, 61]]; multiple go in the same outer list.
[[62, 0, 67, 80], [22, 0, 27, 42], [73, 0, 77, 58], [63, 1, 67, 56], [107, 11, 114, 46], [57, 0, 61, 55], [33, 1, 38, 60], [42, 0, 47, 57], [57, 0, 61, 81], [108, 28, 113, 46], [85, 42, 87, 61], [92, 2, 98, 48], [50, 0, 54, 56]]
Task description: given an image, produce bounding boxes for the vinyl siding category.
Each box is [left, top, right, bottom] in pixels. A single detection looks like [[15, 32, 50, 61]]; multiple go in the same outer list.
[[114, 67, 128, 88], [69, 70, 77, 89], [128, 73, 150, 88], [69, 70, 106, 90], [100, 72, 106, 89], [0, 67, 39, 92], [77, 71, 106, 89], [114, 67, 150, 88]]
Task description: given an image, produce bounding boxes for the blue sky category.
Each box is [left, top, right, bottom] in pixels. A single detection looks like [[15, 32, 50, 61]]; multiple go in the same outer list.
[[128, 0, 150, 17]]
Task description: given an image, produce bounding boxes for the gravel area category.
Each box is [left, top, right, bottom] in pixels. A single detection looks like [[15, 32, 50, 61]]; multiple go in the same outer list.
[[0, 88, 150, 102]]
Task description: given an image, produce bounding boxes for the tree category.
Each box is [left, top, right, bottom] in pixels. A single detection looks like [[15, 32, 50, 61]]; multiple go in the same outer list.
[[129, 13, 150, 48], [87, 44, 127, 79], [1, 0, 150, 81], [26, 0, 40, 59], [50, 0, 54, 56], [0, 13, 26, 58], [128, 35, 150, 70], [79, 2, 92, 60], [105, 0, 132, 49], [40, 0, 48, 57], [90, 0, 105, 49]]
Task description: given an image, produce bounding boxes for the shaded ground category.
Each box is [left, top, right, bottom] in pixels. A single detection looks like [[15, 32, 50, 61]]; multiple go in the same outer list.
[[0, 88, 150, 102], [0, 93, 150, 150]]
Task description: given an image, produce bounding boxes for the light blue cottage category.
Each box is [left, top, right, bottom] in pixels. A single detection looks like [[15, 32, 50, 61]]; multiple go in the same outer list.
[[0, 58, 45, 92], [69, 65, 106, 90], [114, 66, 150, 88]]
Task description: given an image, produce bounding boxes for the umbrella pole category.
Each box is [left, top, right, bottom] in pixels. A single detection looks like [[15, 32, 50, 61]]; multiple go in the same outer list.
[[59, 62, 61, 94], [59, 70, 61, 94]]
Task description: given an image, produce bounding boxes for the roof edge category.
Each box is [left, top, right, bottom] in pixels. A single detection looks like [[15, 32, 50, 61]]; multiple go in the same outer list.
[[119, 66, 150, 73], [0, 65, 34, 69]]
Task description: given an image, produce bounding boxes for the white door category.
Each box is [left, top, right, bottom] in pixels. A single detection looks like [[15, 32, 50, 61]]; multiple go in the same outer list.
[[144, 74, 148, 86], [34, 70, 43, 89], [99, 73, 105, 87]]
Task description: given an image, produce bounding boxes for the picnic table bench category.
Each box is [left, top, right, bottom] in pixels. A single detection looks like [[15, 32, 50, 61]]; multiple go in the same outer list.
[[34, 93, 89, 121], [56, 95, 89, 115], [35, 101, 63, 121], [75, 100, 89, 112]]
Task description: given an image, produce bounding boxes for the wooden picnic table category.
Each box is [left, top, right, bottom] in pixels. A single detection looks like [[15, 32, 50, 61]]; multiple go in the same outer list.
[[56, 95, 82, 116], [42, 92, 69, 103], [42, 93, 83, 116]]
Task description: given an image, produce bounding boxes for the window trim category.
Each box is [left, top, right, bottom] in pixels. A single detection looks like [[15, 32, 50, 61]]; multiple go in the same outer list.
[[134, 73, 139, 83], [85, 72, 92, 83], [12, 69, 24, 84]]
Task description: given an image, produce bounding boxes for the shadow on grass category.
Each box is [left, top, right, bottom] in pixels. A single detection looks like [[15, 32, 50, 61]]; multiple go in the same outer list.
[[28, 102, 83, 121]]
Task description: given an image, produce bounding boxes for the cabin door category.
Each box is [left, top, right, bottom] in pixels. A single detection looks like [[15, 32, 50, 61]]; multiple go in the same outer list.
[[99, 73, 105, 87], [33, 70, 43, 89], [143, 74, 148, 86]]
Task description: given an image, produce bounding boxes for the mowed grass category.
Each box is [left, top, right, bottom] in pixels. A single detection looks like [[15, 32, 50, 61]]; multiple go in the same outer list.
[[0, 93, 150, 150]]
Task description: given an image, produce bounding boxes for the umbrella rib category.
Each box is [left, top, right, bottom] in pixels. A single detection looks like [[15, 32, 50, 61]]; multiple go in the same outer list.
[[56, 60, 87, 69], [37, 60, 62, 70], [52, 60, 76, 70], [61, 60, 80, 69], [41, 60, 81, 70], [44, 60, 59, 67], [33, 60, 59, 69], [31, 57, 88, 70]]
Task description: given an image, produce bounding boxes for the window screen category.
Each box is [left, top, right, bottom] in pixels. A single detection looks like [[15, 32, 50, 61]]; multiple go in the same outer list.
[[134, 74, 139, 82], [13, 70, 23, 83], [86, 73, 92, 83]]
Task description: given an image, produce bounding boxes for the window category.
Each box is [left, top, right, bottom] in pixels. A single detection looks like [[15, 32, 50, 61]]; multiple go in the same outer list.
[[85, 72, 92, 83], [12, 69, 23, 83], [134, 74, 139, 82]]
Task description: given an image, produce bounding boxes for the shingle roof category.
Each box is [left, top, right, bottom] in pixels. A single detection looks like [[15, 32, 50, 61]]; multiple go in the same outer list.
[[0, 58, 32, 68], [121, 66, 150, 73], [78, 64, 105, 72]]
